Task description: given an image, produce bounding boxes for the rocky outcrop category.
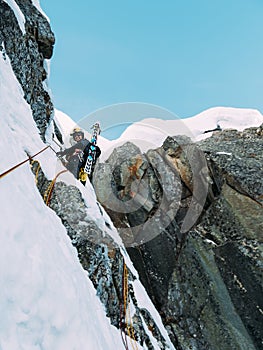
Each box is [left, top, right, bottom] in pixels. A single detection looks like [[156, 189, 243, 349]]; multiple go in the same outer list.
[[0, 0, 56, 139], [94, 127, 263, 350]]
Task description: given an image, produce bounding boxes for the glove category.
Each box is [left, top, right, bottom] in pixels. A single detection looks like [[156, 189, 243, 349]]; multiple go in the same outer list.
[[56, 151, 63, 157]]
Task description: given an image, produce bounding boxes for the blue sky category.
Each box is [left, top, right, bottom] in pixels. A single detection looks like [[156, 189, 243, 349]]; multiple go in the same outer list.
[[41, 0, 263, 125]]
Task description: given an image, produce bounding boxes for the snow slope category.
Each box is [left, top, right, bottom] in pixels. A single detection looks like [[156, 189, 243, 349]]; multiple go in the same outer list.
[[0, 44, 128, 350], [106, 107, 263, 155], [0, 50, 175, 349], [55, 106, 262, 162]]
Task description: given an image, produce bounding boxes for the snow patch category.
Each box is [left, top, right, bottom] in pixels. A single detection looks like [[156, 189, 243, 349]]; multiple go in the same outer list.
[[132, 280, 175, 350], [216, 152, 232, 156]]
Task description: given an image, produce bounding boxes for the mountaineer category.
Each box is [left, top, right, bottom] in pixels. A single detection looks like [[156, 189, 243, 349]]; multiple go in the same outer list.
[[56, 126, 101, 185]]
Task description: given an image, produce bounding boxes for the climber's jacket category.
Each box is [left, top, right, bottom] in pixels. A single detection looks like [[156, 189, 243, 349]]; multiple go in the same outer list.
[[57, 139, 101, 179]]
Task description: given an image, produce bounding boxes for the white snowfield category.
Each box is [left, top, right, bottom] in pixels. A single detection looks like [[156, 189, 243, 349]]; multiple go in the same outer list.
[[0, 52, 175, 349], [55, 105, 263, 162], [123, 106, 262, 141], [104, 106, 262, 157]]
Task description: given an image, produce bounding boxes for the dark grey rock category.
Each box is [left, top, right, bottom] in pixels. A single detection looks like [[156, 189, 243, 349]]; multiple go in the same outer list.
[[0, 0, 55, 139], [94, 129, 263, 350]]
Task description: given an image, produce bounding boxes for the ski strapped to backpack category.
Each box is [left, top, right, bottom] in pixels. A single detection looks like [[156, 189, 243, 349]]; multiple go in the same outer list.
[[79, 122, 101, 182]]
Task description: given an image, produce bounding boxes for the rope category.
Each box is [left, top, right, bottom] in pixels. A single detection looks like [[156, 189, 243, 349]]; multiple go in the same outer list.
[[123, 263, 129, 348], [0, 145, 50, 180], [31, 160, 41, 185], [43, 169, 68, 206], [44, 181, 54, 206], [126, 303, 138, 350], [120, 262, 129, 350], [125, 264, 139, 350], [120, 262, 139, 350]]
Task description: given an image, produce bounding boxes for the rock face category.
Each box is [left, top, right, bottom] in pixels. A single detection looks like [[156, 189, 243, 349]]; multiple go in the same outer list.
[[0, 0, 56, 139], [94, 127, 263, 350]]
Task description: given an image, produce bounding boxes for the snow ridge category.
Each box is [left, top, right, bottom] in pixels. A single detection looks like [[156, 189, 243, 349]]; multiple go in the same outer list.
[[55, 106, 262, 161]]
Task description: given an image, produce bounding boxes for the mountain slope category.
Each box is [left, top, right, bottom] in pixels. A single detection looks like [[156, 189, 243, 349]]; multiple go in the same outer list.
[[0, 42, 128, 350], [0, 3, 175, 349], [55, 106, 263, 163], [1, 1, 262, 349]]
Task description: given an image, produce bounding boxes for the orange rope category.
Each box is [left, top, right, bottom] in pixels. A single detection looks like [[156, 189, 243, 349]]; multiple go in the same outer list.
[[44, 169, 68, 206], [0, 145, 50, 180]]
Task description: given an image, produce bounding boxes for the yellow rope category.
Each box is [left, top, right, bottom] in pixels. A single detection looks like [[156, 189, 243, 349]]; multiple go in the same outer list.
[[123, 263, 128, 311], [123, 263, 139, 350], [126, 305, 138, 350], [30, 160, 41, 185], [30, 157, 67, 207], [43, 179, 56, 205]]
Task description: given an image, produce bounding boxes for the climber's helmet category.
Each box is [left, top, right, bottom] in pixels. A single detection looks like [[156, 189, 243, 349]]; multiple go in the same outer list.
[[71, 127, 84, 141]]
